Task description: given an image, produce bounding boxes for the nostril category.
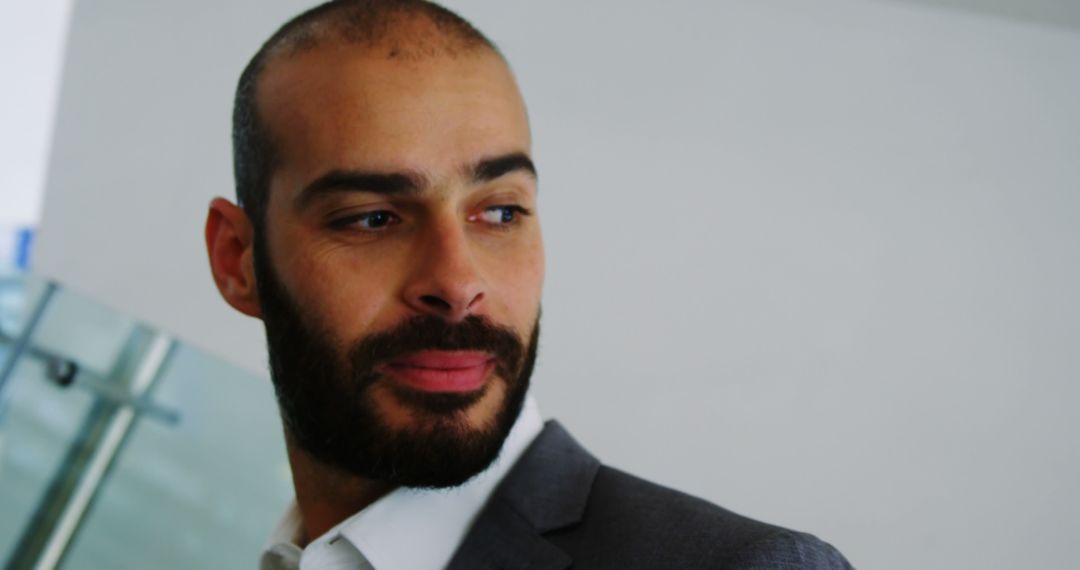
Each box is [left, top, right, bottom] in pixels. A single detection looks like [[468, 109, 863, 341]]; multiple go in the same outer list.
[[467, 292, 485, 310], [419, 295, 452, 310]]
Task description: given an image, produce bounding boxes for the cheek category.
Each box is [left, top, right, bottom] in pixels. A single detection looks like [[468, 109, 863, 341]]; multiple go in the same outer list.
[[309, 276, 385, 336], [277, 238, 402, 341], [486, 242, 545, 325]]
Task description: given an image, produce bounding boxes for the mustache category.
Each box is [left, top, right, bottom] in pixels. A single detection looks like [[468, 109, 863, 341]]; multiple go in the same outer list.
[[349, 314, 525, 385]]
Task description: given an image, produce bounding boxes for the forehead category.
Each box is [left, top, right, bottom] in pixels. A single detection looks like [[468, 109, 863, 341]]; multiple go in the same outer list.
[[256, 44, 531, 186]]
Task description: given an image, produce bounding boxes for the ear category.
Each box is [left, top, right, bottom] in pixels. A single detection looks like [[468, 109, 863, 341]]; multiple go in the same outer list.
[[205, 197, 262, 318]]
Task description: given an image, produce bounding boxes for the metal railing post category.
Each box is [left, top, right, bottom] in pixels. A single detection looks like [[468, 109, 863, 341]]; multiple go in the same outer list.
[[3, 326, 176, 570], [0, 281, 59, 420]]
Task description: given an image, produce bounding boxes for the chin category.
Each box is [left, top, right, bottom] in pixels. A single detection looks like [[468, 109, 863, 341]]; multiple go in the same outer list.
[[373, 376, 509, 434]]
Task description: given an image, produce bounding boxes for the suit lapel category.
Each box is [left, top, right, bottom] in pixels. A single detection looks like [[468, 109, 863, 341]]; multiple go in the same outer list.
[[445, 496, 570, 570], [446, 421, 601, 570]]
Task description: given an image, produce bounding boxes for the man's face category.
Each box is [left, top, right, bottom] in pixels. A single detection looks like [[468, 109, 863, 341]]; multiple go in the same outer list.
[[253, 44, 544, 486]]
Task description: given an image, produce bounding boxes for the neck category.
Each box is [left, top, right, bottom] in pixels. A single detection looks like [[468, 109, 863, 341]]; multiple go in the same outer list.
[[285, 439, 394, 546]]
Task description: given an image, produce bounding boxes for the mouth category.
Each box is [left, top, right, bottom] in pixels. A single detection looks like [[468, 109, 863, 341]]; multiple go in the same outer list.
[[380, 350, 496, 393]]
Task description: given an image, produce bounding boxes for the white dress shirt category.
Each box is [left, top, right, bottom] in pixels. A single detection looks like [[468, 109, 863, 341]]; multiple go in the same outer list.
[[260, 396, 544, 570]]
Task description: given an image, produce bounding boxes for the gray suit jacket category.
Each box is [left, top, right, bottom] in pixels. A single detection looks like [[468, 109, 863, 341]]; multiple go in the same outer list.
[[447, 421, 852, 569]]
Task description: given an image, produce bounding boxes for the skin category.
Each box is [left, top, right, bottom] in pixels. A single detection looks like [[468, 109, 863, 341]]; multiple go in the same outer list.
[[204, 39, 544, 542]]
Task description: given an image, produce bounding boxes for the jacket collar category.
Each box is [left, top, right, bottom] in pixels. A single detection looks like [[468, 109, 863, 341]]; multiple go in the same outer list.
[[446, 420, 600, 570]]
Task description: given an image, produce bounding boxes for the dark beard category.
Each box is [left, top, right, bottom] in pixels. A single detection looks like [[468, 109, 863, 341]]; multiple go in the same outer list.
[[252, 236, 538, 488]]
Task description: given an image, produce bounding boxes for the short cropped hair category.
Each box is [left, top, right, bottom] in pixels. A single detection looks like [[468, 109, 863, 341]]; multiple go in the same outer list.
[[231, 0, 497, 231]]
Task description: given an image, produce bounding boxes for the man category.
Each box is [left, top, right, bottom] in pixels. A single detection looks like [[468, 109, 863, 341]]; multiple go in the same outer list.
[[205, 1, 852, 568]]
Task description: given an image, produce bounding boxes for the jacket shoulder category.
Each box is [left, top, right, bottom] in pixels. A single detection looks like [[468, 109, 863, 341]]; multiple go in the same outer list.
[[548, 465, 852, 569], [722, 528, 853, 569]]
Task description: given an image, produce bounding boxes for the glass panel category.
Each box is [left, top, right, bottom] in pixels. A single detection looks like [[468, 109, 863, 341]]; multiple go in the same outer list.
[[0, 274, 135, 562], [1, 273, 291, 568], [62, 342, 293, 569]]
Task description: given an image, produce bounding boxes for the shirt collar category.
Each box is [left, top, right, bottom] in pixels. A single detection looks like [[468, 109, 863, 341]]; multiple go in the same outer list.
[[261, 395, 544, 570]]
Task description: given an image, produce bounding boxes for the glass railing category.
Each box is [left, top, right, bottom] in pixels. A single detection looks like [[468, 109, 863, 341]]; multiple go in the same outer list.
[[0, 272, 292, 569]]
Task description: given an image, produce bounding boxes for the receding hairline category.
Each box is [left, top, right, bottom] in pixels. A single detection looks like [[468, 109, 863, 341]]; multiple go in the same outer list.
[[249, 12, 514, 162], [263, 3, 499, 69], [251, 5, 508, 151]]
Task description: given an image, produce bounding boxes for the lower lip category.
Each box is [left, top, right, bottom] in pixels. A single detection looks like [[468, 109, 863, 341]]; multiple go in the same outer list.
[[383, 354, 494, 393]]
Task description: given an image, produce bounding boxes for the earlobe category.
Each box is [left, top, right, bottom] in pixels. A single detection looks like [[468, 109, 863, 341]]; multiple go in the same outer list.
[[205, 197, 263, 318]]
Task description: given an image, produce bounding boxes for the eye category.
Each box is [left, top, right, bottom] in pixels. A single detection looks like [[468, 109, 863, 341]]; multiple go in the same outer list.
[[330, 210, 400, 231], [474, 205, 531, 226]]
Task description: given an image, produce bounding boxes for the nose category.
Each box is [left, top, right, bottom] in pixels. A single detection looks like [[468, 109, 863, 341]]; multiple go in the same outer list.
[[402, 220, 486, 322]]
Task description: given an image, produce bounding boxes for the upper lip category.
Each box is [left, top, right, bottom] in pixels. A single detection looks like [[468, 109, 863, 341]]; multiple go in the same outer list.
[[385, 350, 495, 370]]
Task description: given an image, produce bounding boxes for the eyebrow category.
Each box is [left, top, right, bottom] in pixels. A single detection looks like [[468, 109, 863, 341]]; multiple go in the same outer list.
[[295, 170, 426, 210], [470, 152, 537, 183], [295, 152, 537, 211]]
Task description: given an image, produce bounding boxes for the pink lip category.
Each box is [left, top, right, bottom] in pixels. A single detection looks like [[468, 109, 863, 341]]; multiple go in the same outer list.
[[382, 351, 495, 393]]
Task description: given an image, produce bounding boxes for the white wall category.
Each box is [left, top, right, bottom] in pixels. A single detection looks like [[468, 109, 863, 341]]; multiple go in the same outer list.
[[32, 1, 1080, 568], [0, 0, 72, 227]]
